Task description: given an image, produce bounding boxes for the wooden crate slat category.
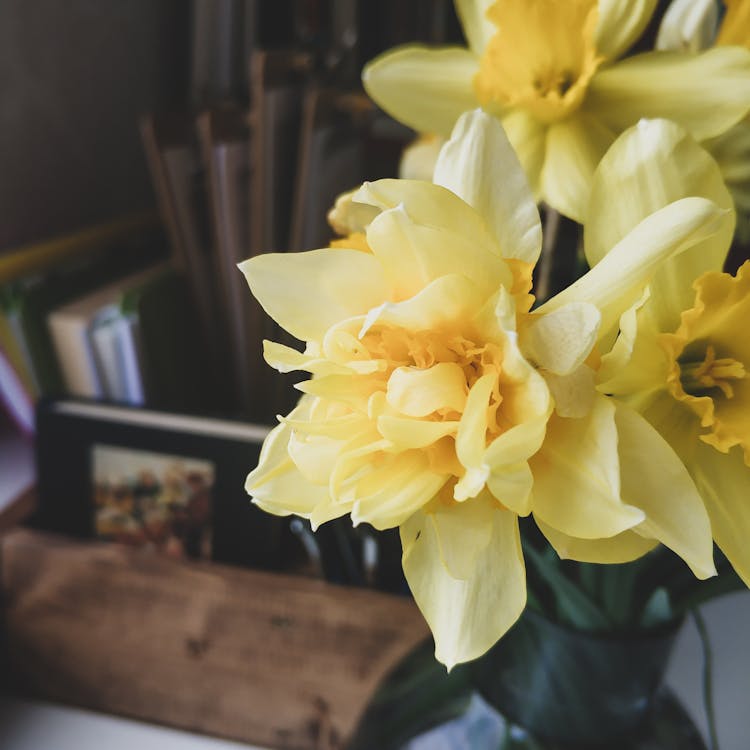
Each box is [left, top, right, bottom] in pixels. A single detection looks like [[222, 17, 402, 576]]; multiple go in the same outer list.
[[1, 529, 429, 749]]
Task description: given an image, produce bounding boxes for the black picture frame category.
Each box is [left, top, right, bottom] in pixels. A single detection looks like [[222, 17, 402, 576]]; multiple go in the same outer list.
[[33, 397, 285, 570]]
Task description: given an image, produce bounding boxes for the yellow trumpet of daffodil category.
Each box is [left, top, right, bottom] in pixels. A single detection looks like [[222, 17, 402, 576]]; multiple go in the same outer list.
[[362, 0, 750, 223], [581, 118, 750, 587], [240, 111, 726, 668]]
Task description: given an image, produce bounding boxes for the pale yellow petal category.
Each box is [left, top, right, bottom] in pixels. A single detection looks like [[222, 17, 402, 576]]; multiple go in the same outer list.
[[531, 395, 645, 538], [429, 493, 495, 580], [454, 373, 497, 500], [327, 189, 380, 236], [263, 340, 352, 376], [398, 135, 444, 181], [692, 443, 750, 587], [585, 119, 734, 331], [597, 292, 670, 400], [246, 402, 334, 519], [537, 518, 658, 563], [433, 109, 543, 264], [501, 109, 547, 199], [377, 415, 459, 449], [655, 0, 718, 53], [587, 47, 750, 141], [484, 417, 549, 515], [401, 495, 526, 669], [387, 363, 468, 418], [455, 0, 495, 55], [615, 402, 716, 579], [541, 113, 617, 223], [523, 302, 601, 376], [362, 46, 480, 138], [353, 178, 501, 261], [365, 204, 511, 300], [596, 0, 659, 59], [296, 373, 381, 411], [539, 197, 729, 340], [239, 249, 391, 342], [545, 365, 597, 418], [352, 452, 447, 529], [360, 274, 481, 338]]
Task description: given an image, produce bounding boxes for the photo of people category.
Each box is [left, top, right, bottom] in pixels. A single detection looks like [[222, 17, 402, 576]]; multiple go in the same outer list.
[[92, 444, 214, 560]]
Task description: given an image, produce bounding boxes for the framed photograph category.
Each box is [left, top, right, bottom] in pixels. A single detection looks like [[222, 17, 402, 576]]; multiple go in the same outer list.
[[33, 397, 286, 569]]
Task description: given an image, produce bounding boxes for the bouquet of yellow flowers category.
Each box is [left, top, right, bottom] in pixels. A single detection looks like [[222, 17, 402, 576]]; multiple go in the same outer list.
[[239, 2, 750, 747]]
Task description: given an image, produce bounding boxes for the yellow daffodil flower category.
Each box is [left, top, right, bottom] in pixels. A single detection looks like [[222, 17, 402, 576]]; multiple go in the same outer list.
[[658, 0, 750, 240], [241, 111, 725, 668], [362, 0, 750, 223], [565, 117, 750, 587]]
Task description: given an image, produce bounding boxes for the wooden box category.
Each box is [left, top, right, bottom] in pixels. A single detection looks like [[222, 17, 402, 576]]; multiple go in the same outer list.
[[0, 528, 429, 750]]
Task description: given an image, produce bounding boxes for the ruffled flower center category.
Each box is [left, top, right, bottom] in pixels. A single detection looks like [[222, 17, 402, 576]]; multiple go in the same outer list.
[[474, 0, 603, 123], [660, 261, 750, 463]]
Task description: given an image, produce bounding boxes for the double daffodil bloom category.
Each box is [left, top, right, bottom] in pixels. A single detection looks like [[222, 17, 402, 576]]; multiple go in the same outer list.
[[658, 0, 750, 240], [363, 0, 750, 222], [241, 111, 724, 668], [589, 118, 750, 586]]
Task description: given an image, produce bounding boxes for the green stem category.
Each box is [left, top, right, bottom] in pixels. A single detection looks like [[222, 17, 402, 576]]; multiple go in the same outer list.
[[692, 608, 720, 750]]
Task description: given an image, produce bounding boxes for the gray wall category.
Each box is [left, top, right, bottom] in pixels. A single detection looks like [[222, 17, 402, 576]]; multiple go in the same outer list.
[[0, 1, 189, 249]]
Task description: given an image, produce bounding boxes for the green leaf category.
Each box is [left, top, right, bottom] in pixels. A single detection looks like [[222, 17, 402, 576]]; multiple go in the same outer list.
[[523, 541, 613, 631], [640, 587, 673, 628]]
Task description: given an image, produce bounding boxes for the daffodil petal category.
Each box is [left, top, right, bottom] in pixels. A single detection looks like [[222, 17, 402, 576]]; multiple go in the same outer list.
[[523, 302, 601, 375], [354, 179, 489, 236], [246, 402, 333, 518], [597, 292, 670, 400], [377, 415, 459, 449], [296, 374, 382, 411], [387, 363, 468, 418], [615, 402, 716, 579], [240, 250, 391, 342], [692, 443, 750, 587], [537, 519, 658, 563], [429, 495, 495, 580], [501, 109, 547, 198], [655, 0, 718, 53], [483, 417, 548, 515], [366, 204, 511, 299], [327, 189, 380, 235], [401, 495, 526, 669], [352, 452, 447, 529], [530, 395, 645, 539], [587, 47, 750, 142], [360, 274, 482, 338], [539, 197, 728, 340], [585, 119, 734, 331], [486, 464, 534, 517], [596, 0, 658, 59], [263, 340, 352, 376], [434, 109, 543, 264], [362, 46, 480, 138], [455, 0, 496, 55], [541, 113, 617, 223], [455, 373, 497, 500], [545, 365, 597, 418]]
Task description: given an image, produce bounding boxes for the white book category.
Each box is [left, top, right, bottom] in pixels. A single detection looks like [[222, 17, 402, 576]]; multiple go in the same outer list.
[[47, 265, 166, 400]]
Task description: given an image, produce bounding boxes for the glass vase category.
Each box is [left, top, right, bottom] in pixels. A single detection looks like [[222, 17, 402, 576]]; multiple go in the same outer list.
[[351, 609, 707, 750]]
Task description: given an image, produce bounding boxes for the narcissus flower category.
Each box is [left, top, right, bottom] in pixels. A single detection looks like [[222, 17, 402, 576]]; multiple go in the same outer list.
[[658, 0, 750, 240], [362, 0, 750, 222], [241, 111, 725, 667], [594, 118, 750, 587]]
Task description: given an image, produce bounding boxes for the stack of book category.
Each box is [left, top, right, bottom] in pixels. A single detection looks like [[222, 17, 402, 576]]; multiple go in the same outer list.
[[136, 0, 463, 424], [0, 217, 221, 433]]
